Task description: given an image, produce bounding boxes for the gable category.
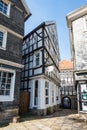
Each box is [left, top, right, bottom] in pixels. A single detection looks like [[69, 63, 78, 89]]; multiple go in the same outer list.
[[10, 0, 31, 21], [21, 0, 31, 20]]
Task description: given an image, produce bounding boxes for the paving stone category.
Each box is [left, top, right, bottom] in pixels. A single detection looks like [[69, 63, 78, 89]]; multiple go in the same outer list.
[[10, 123, 27, 130], [61, 126, 72, 130], [34, 124, 51, 130], [1, 109, 87, 130], [0, 128, 3, 130], [3, 125, 17, 130], [22, 122, 41, 130]]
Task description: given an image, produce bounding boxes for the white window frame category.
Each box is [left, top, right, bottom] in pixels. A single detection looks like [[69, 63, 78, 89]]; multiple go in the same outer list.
[[0, 27, 7, 50], [0, 0, 11, 17], [0, 67, 16, 102]]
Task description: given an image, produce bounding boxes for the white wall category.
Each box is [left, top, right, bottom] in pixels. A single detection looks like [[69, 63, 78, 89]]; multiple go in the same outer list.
[[29, 77, 60, 109]]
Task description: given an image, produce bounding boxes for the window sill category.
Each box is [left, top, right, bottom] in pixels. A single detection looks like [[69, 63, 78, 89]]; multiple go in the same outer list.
[[0, 96, 14, 102], [0, 11, 10, 18], [33, 65, 41, 68], [80, 111, 87, 114], [0, 47, 6, 50]]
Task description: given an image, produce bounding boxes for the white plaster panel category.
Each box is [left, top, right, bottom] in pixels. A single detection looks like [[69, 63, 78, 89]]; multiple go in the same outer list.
[[34, 68, 42, 75]]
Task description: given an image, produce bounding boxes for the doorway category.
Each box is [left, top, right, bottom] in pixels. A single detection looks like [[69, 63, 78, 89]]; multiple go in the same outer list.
[[62, 97, 71, 109]]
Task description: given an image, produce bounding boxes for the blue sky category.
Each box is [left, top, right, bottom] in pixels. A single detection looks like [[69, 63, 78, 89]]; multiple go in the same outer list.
[[25, 0, 87, 61]]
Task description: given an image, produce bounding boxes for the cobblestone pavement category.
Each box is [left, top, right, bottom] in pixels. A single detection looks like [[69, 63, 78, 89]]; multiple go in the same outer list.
[[0, 109, 87, 130]]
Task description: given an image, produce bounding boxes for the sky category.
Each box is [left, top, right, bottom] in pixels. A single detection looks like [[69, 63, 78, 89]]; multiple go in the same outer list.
[[25, 0, 87, 61]]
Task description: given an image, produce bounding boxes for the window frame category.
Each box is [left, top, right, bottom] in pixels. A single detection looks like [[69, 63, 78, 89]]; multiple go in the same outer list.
[[0, 67, 16, 102], [0, 0, 11, 17], [0, 27, 7, 50]]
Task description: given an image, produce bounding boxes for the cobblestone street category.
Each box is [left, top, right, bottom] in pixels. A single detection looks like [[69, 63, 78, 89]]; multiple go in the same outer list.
[[0, 109, 87, 130]]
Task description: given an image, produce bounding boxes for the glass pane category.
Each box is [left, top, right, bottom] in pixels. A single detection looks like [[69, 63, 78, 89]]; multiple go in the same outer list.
[[2, 72, 6, 77], [7, 78, 11, 84], [46, 97, 49, 104], [8, 73, 13, 78], [0, 90, 4, 95], [6, 84, 10, 89], [5, 90, 10, 95], [34, 80, 38, 105], [45, 89, 48, 96], [1, 84, 5, 89], [29, 70, 32, 76], [0, 31, 3, 46], [0, 1, 8, 14], [2, 78, 6, 83]]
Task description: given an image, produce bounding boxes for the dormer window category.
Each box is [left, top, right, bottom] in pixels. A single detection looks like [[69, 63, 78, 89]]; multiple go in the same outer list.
[[0, 0, 10, 16]]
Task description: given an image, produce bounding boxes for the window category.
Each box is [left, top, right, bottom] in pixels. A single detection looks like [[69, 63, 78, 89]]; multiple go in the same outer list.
[[34, 52, 40, 67], [79, 83, 87, 111], [34, 80, 38, 105], [0, 0, 10, 16], [0, 28, 7, 49], [0, 31, 3, 46], [33, 35, 38, 44], [33, 51, 42, 67], [45, 81, 49, 104], [0, 68, 15, 101], [35, 53, 40, 66], [52, 87, 54, 103]]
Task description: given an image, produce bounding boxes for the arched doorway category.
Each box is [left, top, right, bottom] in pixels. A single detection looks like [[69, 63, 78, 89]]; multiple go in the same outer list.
[[62, 97, 71, 109]]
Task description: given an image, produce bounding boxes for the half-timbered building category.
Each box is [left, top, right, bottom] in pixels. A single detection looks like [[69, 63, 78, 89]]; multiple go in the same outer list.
[[21, 21, 61, 115]]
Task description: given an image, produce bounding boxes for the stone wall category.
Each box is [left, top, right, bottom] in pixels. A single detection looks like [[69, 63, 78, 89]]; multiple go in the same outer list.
[[61, 95, 77, 109], [29, 104, 60, 116]]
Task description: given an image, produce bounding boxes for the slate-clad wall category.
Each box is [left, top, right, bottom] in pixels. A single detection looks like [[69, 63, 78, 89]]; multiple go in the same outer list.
[[0, 70, 21, 123], [72, 15, 87, 70], [0, 0, 25, 63], [0, 33, 22, 64], [0, 0, 26, 122]]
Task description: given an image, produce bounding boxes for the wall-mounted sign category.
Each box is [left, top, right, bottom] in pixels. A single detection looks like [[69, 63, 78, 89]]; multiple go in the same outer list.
[[47, 66, 54, 72], [82, 93, 87, 100]]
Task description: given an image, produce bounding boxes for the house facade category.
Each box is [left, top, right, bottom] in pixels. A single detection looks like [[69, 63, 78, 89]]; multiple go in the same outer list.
[[0, 0, 31, 122], [67, 5, 87, 113], [21, 21, 61, 115], [59, 60, 77, 109]]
